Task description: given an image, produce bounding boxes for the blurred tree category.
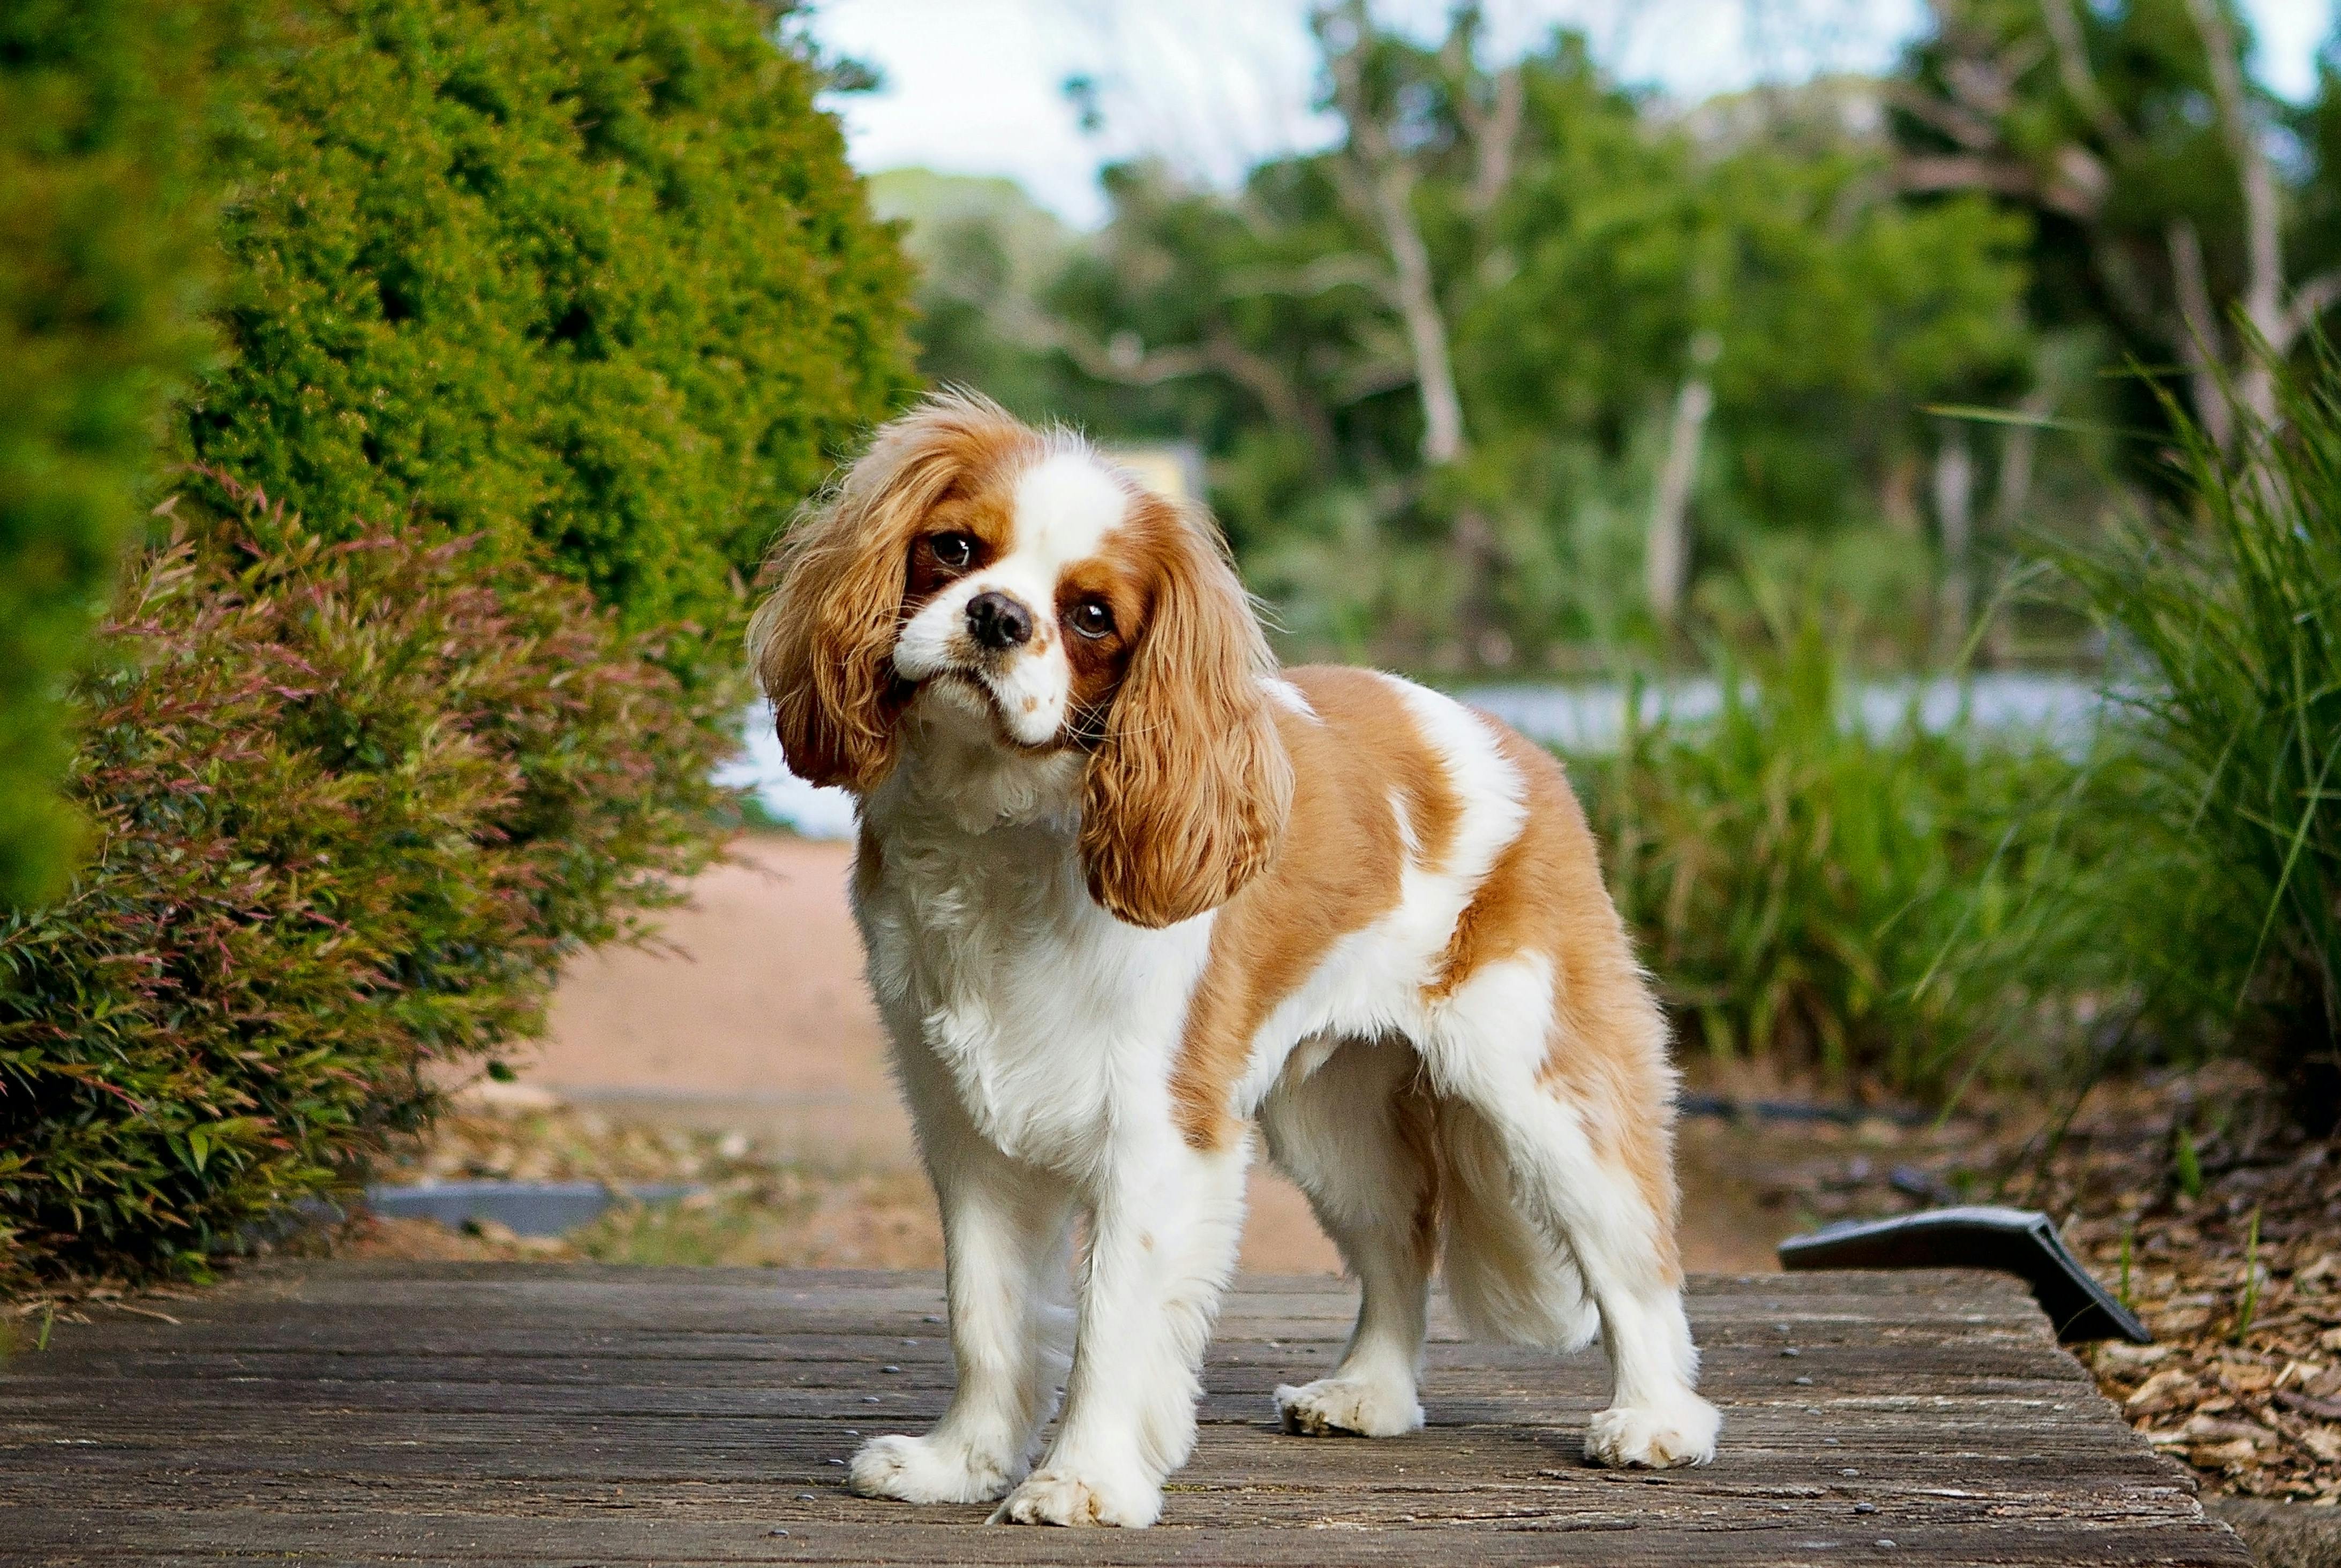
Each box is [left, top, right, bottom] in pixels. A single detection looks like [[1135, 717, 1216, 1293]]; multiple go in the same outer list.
[[1467, 74, 2032, 651], [867, 168, 1082, 419], [1894, 0, 2341, 454], [0, 0, 227, 907], [975, 10, 2034, 667]]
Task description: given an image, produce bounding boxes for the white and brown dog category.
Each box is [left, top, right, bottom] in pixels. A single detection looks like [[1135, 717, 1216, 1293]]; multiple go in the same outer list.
[[750, 392, 1717, 1527]]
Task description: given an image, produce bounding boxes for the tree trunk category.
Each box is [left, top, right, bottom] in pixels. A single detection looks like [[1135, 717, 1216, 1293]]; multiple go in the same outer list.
[[1646, 332, 1720, 630], [1368, 162, 1467, 467], [2181, 0, 2284, 425], [1982, 386, 2056, 666], [1933, 420, 1975, 661], [2167, 220, 2236, 454], [1320, 1, 1484, 644]]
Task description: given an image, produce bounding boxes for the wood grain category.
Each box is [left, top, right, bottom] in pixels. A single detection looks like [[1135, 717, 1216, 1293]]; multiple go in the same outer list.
[[0, 1262, 2247, 1565]]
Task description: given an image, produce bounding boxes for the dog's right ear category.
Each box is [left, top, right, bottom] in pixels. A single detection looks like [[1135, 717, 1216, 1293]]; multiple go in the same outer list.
[[748, 392, 1031, 793]]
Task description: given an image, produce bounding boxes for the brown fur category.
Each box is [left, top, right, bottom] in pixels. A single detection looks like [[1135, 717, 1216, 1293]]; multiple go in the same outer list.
[[1166, 668, 1462, 1149], [1433, 726, 1681, 1272], [748, 394, 1042, 790], [1170, 675, 1677, 1279], [1077, 494, 1293, 929]]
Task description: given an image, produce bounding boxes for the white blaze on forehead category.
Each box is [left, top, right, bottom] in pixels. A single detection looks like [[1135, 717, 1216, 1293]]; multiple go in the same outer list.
[[1008, 449, 1129, 573]]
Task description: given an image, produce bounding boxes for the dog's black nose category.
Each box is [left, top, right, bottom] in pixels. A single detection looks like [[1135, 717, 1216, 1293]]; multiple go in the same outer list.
[[965, 591, 1033, 651]]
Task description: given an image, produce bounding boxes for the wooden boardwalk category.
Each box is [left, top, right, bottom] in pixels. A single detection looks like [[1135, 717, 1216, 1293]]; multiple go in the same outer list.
[[1, 1261, 2246, 1565]]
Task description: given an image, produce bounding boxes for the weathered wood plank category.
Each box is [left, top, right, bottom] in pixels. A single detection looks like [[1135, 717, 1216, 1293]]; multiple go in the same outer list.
[[0, 1262, 2245, 1566], [0, 1506, 2253, 1568]]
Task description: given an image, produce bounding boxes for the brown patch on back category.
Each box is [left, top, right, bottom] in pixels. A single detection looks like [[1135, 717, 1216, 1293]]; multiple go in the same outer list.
[[1166, 668, 1462, 1150], [1431, 722, 1683, 1279]]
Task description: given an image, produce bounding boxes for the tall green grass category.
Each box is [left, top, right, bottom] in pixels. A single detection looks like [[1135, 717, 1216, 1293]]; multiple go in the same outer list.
[[1575, 616, 2087, 1100], [1584, 342, 2341, 1118], [2049, 344, 2341, 1124]]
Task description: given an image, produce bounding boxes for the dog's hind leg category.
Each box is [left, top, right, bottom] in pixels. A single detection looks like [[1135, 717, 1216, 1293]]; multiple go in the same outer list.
[[1422, 954, 1719, 1469], [1258, 1035, 1435, 1438]]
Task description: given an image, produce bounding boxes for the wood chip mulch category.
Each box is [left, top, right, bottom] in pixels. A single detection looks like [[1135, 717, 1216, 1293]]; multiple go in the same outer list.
[[2012, 1072, 2341, 1505], [1746, 1063, 2341, 1505]]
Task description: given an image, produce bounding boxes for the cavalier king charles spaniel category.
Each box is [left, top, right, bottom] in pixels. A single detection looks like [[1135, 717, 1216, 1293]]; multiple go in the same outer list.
[[750, 392, 1718, 1527]]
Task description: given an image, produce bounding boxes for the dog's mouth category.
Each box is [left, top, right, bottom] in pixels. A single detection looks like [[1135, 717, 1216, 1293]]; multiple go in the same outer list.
[[908, 665, 1072, 755], [924, 665, 999, 711]]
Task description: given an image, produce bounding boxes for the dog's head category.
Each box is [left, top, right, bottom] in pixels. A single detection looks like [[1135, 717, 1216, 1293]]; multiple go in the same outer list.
[[749, 392, 1292, 928]]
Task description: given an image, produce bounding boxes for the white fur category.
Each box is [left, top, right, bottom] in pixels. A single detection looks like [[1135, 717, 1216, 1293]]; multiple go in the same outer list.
[[891, 450, 1129, 748], [1264, 677, 1318, 718], [842, 656, 1715, 1524]]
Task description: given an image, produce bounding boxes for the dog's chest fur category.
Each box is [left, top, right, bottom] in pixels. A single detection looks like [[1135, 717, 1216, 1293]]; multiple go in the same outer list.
[[851, 705, 1215, 1172]]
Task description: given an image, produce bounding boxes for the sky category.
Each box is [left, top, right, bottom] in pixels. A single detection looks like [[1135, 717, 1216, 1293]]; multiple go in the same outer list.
[[808, 0, 2340, 228]]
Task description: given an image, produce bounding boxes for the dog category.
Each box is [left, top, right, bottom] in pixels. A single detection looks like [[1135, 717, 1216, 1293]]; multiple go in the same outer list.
[[748, 391, 1718, 1527]]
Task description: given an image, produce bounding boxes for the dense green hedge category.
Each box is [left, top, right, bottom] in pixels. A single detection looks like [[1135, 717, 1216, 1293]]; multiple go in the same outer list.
[[0, 2, 223, 908], [0, 484, 732, 1288], [180, 0, 915, 639], [0, 0, 916, 1289]]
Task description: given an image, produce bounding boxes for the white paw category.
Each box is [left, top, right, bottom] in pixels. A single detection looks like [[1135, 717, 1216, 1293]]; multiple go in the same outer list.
[[846, 1433, 1014, 1504], [990, 1463, 1161, 1527], [1275, 1377, 1425, 1438], [1583, 1394, 1720, 1469]]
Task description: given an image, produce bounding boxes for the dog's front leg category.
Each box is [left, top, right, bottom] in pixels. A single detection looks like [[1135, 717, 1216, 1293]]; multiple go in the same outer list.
[[993, 1139, 1249, 1527], [850, 1048, 1077, 1505]]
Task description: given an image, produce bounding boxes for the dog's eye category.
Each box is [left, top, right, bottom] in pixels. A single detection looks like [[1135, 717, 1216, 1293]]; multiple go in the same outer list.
[[928, 532, 974, 570], [1068, 599, 1116, 640]]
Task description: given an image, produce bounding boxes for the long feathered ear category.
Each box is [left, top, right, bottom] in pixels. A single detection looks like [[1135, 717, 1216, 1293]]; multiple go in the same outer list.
[[1080, 499, 1294, 928], [748, 392, 1035, 792]]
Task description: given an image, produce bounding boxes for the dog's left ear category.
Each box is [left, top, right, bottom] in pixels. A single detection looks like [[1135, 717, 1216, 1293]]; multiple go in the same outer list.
[[1080, 500, 1294, 928]]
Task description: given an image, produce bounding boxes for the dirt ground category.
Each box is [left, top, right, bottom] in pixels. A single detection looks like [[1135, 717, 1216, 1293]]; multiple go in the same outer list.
[[514, 833, 1802, 1275]]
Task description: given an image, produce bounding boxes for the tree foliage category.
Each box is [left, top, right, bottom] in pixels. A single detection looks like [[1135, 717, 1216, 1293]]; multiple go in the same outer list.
[[0, 485, 733, 1290], [0, 1, 225, 908], [180, 0, 916, 640], [1895, 0, 2341, 456], [904, 19, 2036, 668]]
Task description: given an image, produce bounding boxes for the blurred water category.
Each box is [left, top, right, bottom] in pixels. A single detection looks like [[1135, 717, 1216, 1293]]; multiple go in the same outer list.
[[719, 675, 2102, 840], [1461, 672, 2103, 755]]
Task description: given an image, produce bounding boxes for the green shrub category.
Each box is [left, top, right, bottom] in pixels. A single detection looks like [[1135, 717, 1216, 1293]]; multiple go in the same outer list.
[[2052, 345, 2341, 1126], [0, 1, 224, 907], [180, 0, 915, 642], [0, 481, 729, 1289], [1576, 619, 2086, 1099]]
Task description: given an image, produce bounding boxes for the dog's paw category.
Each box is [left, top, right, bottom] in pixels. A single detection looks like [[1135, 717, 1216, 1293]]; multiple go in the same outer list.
[[1583, 1394, 1720, 1469], [847, 1433, 1014, 1504], [989, 1463, 1160, 1527], [1275, 1377, 1424, 1438]]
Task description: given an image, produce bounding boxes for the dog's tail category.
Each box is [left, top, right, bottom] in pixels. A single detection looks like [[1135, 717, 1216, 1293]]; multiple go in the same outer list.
[[1433, 1095, 1602, 1351]]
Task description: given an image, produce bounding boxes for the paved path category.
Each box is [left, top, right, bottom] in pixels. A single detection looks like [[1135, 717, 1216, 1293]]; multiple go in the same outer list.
[[0, 1262, 2244, 1564]]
